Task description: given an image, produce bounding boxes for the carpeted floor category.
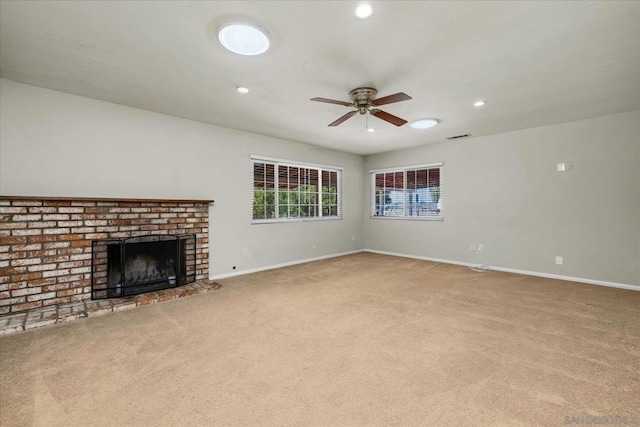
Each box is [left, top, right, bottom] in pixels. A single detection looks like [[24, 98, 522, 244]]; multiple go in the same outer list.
[[1, 253, 639, 426]]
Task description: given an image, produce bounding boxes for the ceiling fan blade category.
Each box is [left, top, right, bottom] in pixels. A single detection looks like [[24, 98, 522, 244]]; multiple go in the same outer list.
[[328, 110, 357, 126], [311, 97, 353, 107], [371, 109, 408, 126], [371, 92, 412, 106]]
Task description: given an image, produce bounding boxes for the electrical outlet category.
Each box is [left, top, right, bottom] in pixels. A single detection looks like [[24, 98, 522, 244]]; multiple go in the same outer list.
[[470, 243, 476, 251], [478, 244, 484, 252], [556, 256, 563, 265], [557, 161, 574, 172], [241, 248, 248, 257]]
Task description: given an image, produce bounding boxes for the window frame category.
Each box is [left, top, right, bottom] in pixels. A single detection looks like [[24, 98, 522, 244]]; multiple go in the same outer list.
[[369, 162, 443, 221], [251, 155, 343, 224]]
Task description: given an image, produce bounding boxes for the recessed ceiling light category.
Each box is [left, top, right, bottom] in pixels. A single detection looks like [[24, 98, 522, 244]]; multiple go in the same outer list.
[[367, 127, 376, 133], [410, 119, 439, 129], [218, 23, 270, 56], [474, 100, 487, 107], [237, 86, 249, 94], [355, 3, 373, 19]]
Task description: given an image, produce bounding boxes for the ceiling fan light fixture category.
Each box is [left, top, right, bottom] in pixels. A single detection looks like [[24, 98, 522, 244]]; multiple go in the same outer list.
[[410, 119, 439, 129], [218, 23, 270, 56], [355, 3, 373, 19]]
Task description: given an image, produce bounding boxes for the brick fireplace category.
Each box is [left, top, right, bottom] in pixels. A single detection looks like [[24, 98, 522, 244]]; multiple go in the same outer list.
[[0, 197, 212, 316]]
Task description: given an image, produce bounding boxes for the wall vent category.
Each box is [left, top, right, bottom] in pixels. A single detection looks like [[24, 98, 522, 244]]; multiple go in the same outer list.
[[446, 133, 471, 140]]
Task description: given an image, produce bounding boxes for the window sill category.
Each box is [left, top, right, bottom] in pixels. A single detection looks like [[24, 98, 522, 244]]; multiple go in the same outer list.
[[252, 217, 343, 225], [370, 216, 443, 221]]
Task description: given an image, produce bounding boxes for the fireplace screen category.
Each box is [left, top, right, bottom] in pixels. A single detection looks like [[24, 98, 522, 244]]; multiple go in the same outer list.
[[92, 234, 196, 299]]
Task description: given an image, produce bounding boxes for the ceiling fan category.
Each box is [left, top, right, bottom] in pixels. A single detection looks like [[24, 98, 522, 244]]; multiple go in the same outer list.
[[311, 87, 412, 127]]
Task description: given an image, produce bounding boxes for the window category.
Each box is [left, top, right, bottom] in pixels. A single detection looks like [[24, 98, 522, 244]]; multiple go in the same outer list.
[[370, 163, 443, 220], [252, 156, 342, 223]]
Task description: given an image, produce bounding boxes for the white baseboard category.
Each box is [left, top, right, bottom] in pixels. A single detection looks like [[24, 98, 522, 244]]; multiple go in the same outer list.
[[210, 250, 365, 280], [365, 249, 478, 268], [364, 249, 639, 292]]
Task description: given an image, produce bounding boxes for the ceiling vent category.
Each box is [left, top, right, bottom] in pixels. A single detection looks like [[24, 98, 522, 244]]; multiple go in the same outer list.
[[446, 133, 471, 140]]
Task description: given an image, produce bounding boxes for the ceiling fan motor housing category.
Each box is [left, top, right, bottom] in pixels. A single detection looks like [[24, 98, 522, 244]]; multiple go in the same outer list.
[[349, 87, 378, 114]]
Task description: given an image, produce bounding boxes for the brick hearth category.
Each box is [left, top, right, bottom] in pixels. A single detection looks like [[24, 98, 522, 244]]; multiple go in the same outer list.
[[0, 197, 212, 315], [0, 279, 222, 335]]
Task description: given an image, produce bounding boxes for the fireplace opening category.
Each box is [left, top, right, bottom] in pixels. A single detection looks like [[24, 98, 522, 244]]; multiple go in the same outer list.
[[92, 234, 196, 299]]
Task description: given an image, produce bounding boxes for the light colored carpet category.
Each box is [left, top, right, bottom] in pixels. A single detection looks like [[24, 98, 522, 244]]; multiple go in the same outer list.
[[1, 253, 639, 426]]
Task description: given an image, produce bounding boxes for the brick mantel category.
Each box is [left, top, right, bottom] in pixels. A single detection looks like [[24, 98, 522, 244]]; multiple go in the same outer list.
[[0, 196, 215, 203], [0, 197, 211, 315]]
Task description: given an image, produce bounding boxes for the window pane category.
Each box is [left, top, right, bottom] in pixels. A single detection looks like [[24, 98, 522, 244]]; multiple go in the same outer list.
[[406, 170, 416, 191], [253, 188, 265, 219], [265, 190, 275, 205], [253, 161, 276, 220], [265, 204, 275, 219], [309, 169, 319, 187], [428, 168, 440, 187], [264, 190, 275, 219], [375, 171, 404, 217], [254, 162, 266, 186], [321, 170, 339, 217], [290, 189, 300, 205], [406, 169, 430, 217], [374, 173, 385, 216], [278, 166, 288, 184], [278, 190, 288, 205], [427, 168, 441, 216]]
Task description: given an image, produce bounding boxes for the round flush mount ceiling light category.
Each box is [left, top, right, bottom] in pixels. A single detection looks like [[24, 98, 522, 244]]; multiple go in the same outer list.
[[410, 119, 439, 129], [218, 23, 270, 56], [367, 127, 376, 133], [355, 3, 373, 19], [236, 86, 249, 94], [474, 100, 487, 107]]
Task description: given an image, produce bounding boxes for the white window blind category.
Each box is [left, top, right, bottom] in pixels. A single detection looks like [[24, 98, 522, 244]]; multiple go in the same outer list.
[[370, 163, 443, 220], [251, 156, 342, 223]]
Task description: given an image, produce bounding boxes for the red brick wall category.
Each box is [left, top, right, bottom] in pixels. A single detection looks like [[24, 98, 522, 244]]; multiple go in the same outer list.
[[0, 199, 210, 315]]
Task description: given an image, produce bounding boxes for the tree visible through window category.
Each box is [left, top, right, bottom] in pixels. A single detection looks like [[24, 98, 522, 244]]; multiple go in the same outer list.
[[252, 158, 342, 223], [371, 163, 442, 220]]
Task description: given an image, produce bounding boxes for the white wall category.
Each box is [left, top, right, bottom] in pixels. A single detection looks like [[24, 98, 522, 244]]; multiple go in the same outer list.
[[0, 79, 365, 277], [364, 111, 640, 287]]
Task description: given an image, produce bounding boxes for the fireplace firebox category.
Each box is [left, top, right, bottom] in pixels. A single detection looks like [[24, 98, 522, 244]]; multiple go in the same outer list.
[[92, 234, 196, 299]]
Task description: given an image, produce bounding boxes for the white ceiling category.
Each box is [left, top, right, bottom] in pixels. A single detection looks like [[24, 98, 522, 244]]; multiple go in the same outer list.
[[1, 1, 639, 155]]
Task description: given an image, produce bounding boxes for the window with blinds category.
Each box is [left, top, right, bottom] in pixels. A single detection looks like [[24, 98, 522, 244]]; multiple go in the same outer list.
[[252, 156, 342, 223], [370, 163, 443, 220]]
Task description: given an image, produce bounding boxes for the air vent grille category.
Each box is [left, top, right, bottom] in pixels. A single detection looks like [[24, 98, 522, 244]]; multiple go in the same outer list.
[[447, 134, 471, 140]]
